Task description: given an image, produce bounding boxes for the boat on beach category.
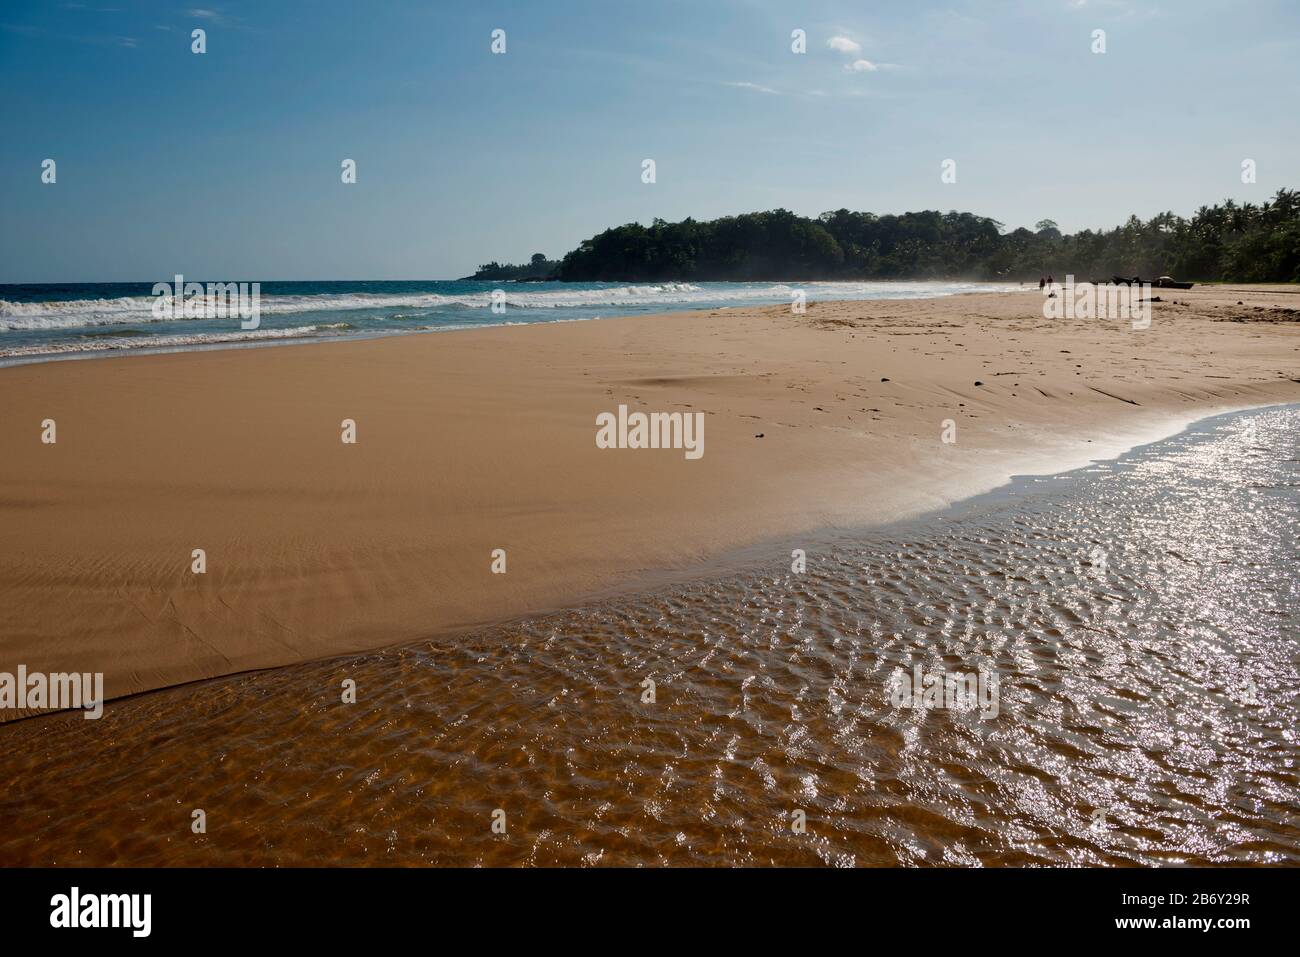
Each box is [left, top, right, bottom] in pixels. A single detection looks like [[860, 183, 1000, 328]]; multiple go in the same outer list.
[[1086, 275, 1195, 289]]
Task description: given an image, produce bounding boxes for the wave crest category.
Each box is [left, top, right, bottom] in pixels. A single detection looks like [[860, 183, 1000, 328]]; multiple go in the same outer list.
[[1, 281, 1016, 333]]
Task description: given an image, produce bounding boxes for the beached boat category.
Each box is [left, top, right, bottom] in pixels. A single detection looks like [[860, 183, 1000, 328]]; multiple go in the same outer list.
[[1099, 275, 1195, 289]]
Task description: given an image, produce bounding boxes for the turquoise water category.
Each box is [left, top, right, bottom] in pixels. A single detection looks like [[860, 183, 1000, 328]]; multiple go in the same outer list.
[[0, 279, 1018, 363]]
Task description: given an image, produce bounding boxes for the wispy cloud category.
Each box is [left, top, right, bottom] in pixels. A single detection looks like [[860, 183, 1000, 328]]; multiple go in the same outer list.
[[724, 81, 780, 94], [722, 81, 883, 101], [4, 20, 137, 48], [844, 59, 878, 73], [1066, 0, 1151, 14], [189, 8, 234, 26], [826, 36, 861, 55]]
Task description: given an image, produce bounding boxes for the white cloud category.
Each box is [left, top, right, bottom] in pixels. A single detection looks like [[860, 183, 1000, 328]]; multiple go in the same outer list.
[[187, 8, 240, 27], [826, 36, 861, 55], [725, 81, 779, 94], [844, 59, 878, 73]]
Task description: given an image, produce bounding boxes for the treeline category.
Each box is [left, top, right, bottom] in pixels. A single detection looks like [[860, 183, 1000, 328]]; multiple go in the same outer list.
[[467, 253, 560, 281], [546, 189, 1300, 283]]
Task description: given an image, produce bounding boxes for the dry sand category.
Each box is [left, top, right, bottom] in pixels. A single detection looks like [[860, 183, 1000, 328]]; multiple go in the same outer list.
[[2, 284, 1298, 716]]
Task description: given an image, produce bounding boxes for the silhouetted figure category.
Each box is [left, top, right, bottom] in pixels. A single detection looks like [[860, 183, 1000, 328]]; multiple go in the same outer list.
[[1039, 277, 1046, 291]]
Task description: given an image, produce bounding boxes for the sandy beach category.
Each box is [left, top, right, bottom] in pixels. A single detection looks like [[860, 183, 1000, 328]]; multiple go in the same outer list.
[[2, 284, 1298, 716]]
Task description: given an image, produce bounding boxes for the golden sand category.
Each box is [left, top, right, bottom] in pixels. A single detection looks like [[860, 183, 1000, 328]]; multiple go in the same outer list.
[[1, 284, 1297, 714]]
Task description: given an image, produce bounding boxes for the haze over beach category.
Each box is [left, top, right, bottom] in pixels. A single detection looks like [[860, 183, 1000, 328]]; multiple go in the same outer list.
[[0, 0, 1297, 925]]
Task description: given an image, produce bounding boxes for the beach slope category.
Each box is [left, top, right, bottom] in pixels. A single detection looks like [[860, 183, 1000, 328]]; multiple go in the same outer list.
[[2, 286, 1298, 714]]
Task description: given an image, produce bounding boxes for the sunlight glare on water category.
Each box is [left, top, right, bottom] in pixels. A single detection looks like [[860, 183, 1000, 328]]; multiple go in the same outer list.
[[0, 406, 1296, 866]]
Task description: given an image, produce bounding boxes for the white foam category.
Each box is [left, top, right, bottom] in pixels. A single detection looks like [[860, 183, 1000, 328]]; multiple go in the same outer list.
[[0, 325, 346, 358], [0, 281, 1017, 331]]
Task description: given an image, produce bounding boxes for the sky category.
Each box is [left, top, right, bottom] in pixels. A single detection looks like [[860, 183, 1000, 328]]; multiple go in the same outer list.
[[1, 0, 1297, 282]]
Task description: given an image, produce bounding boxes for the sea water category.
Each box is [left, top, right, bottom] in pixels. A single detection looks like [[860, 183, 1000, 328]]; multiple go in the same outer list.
[[0, 279, 1020, 363]]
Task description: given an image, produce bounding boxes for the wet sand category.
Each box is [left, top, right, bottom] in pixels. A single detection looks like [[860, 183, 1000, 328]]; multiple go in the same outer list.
[[1, 404, 1295, 866], [2, 284, 1299, 713]]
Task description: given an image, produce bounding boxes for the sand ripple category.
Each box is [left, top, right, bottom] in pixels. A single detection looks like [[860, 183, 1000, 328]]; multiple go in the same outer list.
[[0, 407, 1296, 866]]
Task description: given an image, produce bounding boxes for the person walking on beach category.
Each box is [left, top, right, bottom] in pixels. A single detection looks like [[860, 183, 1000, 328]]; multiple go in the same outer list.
[[1039, 276, 1046, 291]]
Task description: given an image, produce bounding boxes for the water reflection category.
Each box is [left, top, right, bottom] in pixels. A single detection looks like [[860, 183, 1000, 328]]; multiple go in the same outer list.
[[0, 407, 1295, 866]]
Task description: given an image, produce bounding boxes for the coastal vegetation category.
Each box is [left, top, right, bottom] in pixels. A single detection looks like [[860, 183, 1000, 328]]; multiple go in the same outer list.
[[466, 253, 561, 281], [476, 190, 1300, 284]]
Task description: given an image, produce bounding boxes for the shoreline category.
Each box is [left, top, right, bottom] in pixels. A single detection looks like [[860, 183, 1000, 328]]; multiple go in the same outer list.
[[4, 401, 1296, 866], [0, 279, 1021, 369], [2, 399, 1294, 730], [2, 286, 1299, 718]]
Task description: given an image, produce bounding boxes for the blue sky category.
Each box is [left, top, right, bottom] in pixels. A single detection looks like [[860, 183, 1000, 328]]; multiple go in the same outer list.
[[1, 0, 1297, 281]]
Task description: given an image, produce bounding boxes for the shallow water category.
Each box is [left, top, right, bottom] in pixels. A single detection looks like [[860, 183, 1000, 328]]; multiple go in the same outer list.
[[0, 279, 1018, 362], [0, 406, 1296, 866]]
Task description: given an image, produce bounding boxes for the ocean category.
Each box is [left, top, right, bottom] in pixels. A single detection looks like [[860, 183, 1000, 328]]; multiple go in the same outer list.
[[1, 404, 1295, 866], [0, 279, 1020, 363]]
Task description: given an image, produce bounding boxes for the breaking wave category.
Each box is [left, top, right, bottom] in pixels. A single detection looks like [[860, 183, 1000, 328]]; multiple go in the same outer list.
[[0, 281, 1004, 331], [0, 324, 356, 358]]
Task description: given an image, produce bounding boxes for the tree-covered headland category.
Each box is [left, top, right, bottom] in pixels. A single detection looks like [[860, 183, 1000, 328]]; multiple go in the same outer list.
[[477, 190, 1300, 283]]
